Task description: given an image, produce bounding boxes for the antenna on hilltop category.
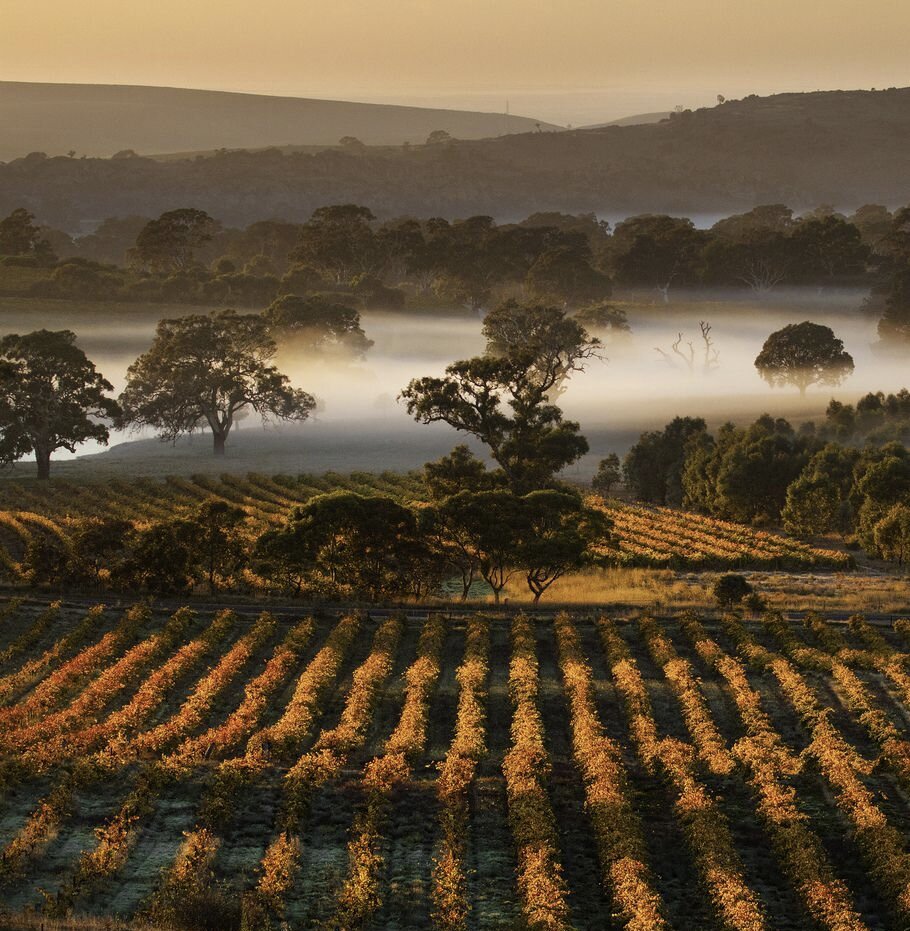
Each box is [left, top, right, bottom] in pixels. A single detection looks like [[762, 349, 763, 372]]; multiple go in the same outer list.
[[506, 99, 510, 116]]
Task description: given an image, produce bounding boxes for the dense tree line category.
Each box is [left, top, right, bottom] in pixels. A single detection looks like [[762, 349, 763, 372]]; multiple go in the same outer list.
[[4, 204, 910, 345], [620, 401, 910, 564]]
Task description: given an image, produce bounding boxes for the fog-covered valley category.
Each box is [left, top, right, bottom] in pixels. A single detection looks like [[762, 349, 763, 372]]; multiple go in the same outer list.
[[1, 287, 903, 477]]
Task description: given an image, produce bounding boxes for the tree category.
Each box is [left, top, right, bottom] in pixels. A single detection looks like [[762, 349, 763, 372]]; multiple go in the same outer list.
[[878, 261, 910, 346], [426, 130, 453, 145], [188, 499, 248, 591], [713, 574, 753, 607], [264, 295, 373, 357], [0, 330, 119, 479], [401, 302, 594, 492], [481, 299, 601, 398], [782, 444, 859, 538], [433, 490, 525, 603], [130, 208, 218, 273], [874, 504, 910, 565], [572, 302, 630, 339], [655, 322, 719, 374], [789, 215, 869, 281], [424, 216, 514, 313], [0, 207, 52, 258], [257, 491, 428, 600], [592, 454, 621, 495], [610, 215, 705, 301], [682, 415, 815, 523], [118, 311, 315, 456], [705, 205, 795, 292], [516, 489, 610, 602], [289, 205, 380, 285], [853, 444, 910, 553], [754, 321, 854, 396], [115, 519, 198, 593], [423, 445, 497, 500], [623, 417, 707, 505], [525, 245, 612, 305]]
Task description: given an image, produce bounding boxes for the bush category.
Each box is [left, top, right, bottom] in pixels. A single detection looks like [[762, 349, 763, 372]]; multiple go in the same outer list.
[[712, 573, 753, 607]]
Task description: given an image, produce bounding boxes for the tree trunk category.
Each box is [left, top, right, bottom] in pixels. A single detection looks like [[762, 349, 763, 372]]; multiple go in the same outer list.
[[213, 431, 226, 456], [36, 448, 51, 480]]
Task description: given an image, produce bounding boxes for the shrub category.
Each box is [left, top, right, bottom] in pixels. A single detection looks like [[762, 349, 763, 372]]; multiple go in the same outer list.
[[713, 573, 753, 607]]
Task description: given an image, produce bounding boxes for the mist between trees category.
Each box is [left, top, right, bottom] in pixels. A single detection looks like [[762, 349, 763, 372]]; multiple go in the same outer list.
[[1, 203, 909, 348]]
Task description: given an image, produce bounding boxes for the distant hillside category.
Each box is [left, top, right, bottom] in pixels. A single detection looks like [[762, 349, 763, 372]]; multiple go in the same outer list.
[[3, 87, 910, 231], [581, 111, 672, 129], [0, 82, 557, 160]]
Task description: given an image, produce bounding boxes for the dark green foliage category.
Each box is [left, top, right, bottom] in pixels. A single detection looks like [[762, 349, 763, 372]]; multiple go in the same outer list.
[[682, 415, 815, 523], [255, 491, 435, 601], [610, 214, 705, 296], [264, 294, 373, 356], [712, 573, 753, 607], [0, 208, 53, 260], [878, 261, 910, 346], [592, 453, 621, 495], [402, 301, 596, 493], [0, 329, 119, 478], [118, 310, 315, 455], [423, 445, 498, 500], [623, 417, 707, 505], [782, 445, 859, 537], [820, 391, 910, 445], [130, 208, 219, 273], [754, 321, 854, 396]]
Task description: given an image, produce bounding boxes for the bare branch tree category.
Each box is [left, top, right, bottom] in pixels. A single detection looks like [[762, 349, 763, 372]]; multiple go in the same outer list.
[[654, 332, 695, 372], [700, 321, 720, 373], [656, 323, 720, 375]]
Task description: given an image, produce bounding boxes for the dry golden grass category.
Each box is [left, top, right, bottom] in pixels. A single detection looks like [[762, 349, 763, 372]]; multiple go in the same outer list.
[[477, 567, 910, 613]]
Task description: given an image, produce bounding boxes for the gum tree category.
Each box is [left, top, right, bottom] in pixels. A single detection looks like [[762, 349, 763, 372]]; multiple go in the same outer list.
[[119, 310, 315, 456], [0, 329, 119, 479]]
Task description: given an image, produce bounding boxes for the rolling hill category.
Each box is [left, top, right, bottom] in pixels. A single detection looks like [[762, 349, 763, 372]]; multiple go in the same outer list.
[[2, 86, 910, 229], [0, 81, 558, 161]]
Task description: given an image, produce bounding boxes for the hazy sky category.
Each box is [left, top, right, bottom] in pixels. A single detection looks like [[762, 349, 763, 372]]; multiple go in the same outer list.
[[4, 0, 909, 124]]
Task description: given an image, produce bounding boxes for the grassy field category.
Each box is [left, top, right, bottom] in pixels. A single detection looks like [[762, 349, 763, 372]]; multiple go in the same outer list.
[[0, 602, 910, 929]]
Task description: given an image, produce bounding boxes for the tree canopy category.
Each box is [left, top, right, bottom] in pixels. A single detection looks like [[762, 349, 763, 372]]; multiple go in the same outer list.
[[129, 208, 219, 273], [0, 329, 119, 478], [401, 301, 595, 492], [118, 310, 315, 455], [264, 295, 373, 357], [0, 208, 52, 259], [754, 321, 854, 396]]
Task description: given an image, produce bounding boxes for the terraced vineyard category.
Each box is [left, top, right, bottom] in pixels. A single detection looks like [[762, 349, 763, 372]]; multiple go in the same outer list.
[[1, 601, 910, 929], [0, 472, 850, 577]]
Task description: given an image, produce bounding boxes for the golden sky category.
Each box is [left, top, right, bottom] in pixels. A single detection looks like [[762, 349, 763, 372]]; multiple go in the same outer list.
[[4, 0, 908, 123]]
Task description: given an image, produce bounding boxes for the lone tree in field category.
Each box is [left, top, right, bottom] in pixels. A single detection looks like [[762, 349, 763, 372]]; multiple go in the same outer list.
[[401, 301, 596, 492], [754, 321, 854, 396], [118, 310, 315, 456], [0, 330, 119, 479], [712, 573, 753, 607]]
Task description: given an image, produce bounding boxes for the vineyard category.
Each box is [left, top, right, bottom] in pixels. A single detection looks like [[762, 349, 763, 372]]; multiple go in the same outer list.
[[1, 601, 910, 929], [0, 472, 851, 581]]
